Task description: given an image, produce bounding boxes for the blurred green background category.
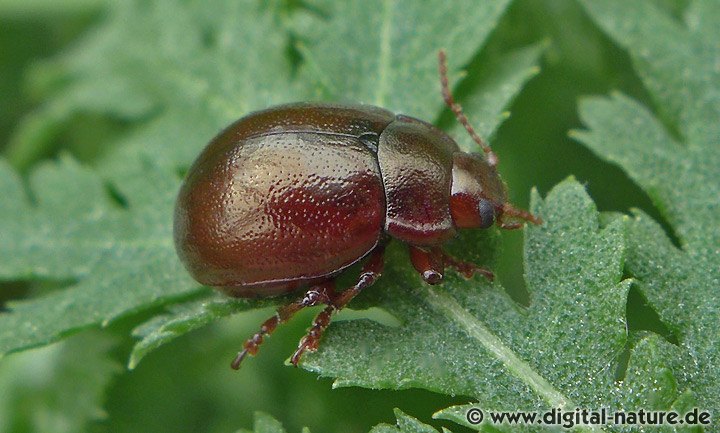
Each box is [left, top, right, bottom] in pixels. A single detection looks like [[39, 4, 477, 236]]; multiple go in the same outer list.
[[0, 0, 682, 432]]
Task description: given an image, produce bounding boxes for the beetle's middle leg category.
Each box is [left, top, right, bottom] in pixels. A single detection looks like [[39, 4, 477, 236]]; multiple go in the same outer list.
[[289, 244, 386, 366], [231, 280, 336, 369], [409, 245, 494, 284]]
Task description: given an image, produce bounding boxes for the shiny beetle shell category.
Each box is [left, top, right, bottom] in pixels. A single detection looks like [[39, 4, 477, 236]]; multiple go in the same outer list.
[[174, 103, 510, 297], [173, 51, 540, 368]]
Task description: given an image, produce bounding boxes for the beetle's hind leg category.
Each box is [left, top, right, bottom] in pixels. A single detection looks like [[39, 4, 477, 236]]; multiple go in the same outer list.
[[409, 245, 494, 284], [290, 245, 385, 366], [231, 280, 336, 369]]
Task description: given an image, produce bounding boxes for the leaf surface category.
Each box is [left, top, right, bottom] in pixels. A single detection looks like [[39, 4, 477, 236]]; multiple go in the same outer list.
[[573, 0, 720, 419], [237, 409, 440, 433], [0, 332, 120, 433]]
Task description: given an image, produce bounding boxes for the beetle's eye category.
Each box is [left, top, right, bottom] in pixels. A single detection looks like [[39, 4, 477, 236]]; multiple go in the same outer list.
[[478, 199, 495, 229]]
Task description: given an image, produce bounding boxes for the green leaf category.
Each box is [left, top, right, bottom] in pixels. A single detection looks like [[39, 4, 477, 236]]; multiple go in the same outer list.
[[573, 0, 720, 419], [0, 331, 120, 433], [0, 155, 199, 355], [297, 0, 512, 116], [0, 0, 103, 17], [444, 42, 544, 152], [0, 0, 546, 389], [370, 409, 442, 433], [128, 294, 274, 369], [237, 409, 439, 433], [6, 0, 306, 171], [238, 412, 292, 433]]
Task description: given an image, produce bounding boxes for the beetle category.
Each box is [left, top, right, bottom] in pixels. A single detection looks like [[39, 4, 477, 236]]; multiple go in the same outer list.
[[173, 50, 541, 369]]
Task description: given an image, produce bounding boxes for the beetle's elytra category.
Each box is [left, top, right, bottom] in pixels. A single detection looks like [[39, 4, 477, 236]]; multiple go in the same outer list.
[[174, 51, 541, 369]]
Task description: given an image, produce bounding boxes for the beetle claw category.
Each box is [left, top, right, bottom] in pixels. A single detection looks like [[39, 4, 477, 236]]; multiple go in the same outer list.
[[422, 269, 443, 285], [231, 349, 249, 370], [290, 343, 309, 367]]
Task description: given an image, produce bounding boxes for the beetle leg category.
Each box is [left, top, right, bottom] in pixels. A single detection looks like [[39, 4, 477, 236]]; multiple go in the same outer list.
[[289, 245, 385, 366], [441, 249, 494, 282], [409, 246, 445, 284], [410, 245, 494, 283], [231, 280, 335, 370]]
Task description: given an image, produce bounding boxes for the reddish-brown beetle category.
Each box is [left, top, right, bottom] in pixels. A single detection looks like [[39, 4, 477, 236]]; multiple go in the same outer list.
[[174, 51, 540, 369]]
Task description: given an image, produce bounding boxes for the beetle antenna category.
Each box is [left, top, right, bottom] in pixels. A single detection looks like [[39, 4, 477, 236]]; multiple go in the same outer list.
[[502, 203, 543, 226], [438, 49, 498, 168]]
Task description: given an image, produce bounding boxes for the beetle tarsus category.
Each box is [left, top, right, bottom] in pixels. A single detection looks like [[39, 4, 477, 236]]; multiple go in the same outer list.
[[443, 252, 495, 282], [290, 306, 331, 366], [231, 350, 248, 370], [230, 281, 336, 370]]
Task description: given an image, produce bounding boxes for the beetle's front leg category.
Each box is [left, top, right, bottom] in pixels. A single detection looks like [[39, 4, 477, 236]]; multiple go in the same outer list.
[[409, 245, 494, 284], [442, 251, 494, 282], [409, 246, 445, 284]]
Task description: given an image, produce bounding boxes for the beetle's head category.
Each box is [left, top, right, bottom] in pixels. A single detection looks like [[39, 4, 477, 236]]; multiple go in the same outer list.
[[449, 152, 541, 230], [439, 50, 541, 230], [449, 152, 506, 229]]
